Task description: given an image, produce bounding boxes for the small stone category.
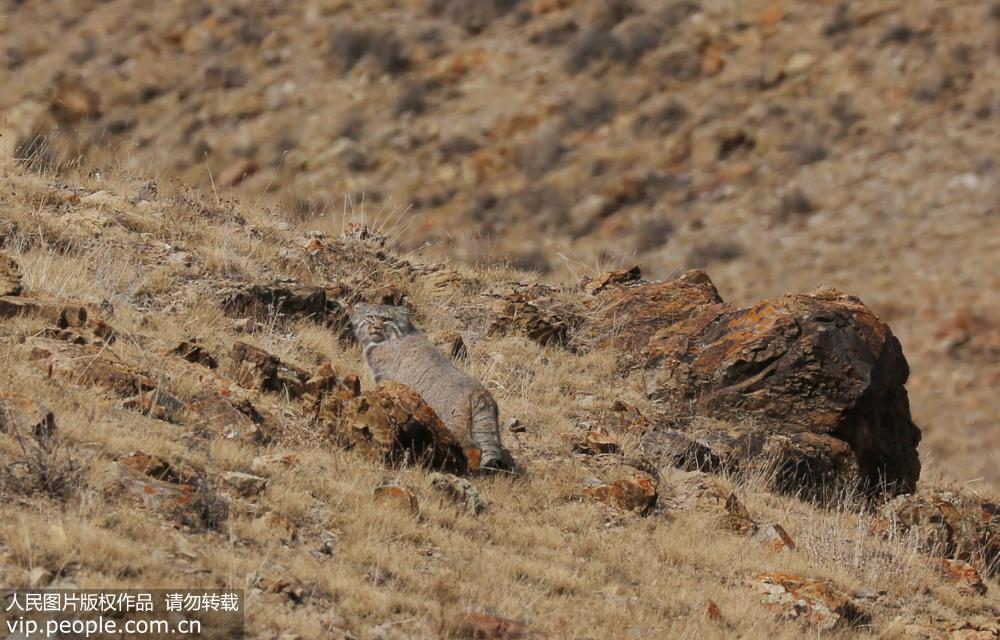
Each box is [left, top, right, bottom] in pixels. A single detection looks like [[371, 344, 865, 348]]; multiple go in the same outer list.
[[753, 523, 797, 552], [937, 558, 988, 596], [784, 52, 817, 75], [221, 471, 268, 497], [454, 611, 527, 640], [573, 431, 621, 455], [429, 473, 485, 514], [251, 453, 298, 477], [505, 417, 525, 433], [374, 485, 419, 514]]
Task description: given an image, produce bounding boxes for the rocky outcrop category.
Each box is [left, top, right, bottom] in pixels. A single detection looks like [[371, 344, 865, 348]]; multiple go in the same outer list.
[[229, 341, 310, 399], [319, 381, 472, 474], [485, 284, 577, 347], [220, 282, 348, 328], [0, 297, 88, 328], [585, 270, 921, 496], [875, 490, 999, 577], [430, 472, 485, 514], [582, 459, 659, 515]]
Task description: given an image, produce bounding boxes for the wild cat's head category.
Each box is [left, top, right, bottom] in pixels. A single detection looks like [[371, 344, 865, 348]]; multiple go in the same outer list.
[[351, 303, 414, 346]]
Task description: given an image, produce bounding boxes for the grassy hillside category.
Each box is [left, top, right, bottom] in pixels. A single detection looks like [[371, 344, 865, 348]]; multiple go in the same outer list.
[[0, 158, 997, 638], [1, 0, 997, 488]]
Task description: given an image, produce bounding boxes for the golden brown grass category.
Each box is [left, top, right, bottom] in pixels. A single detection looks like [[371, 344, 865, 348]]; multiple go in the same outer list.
[[0, 158, 996, 639]]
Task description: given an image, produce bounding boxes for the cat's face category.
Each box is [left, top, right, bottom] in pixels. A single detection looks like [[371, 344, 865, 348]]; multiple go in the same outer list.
[[351, 303, 413, 345]]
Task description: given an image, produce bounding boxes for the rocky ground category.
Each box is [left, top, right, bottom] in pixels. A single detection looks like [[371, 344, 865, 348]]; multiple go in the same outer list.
[[0, 0, 998, 637], [0, 158, 997, 638], [1, 0, 996, 489]]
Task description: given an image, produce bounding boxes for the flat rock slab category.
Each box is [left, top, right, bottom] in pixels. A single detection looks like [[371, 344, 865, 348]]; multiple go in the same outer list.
[[26, 337, 154, 395], [220, 283, 347, 328], [0, 297, 88, 327]]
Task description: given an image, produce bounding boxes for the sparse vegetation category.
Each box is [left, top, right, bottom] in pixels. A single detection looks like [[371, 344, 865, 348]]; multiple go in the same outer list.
[[1, 0, 998, 637]]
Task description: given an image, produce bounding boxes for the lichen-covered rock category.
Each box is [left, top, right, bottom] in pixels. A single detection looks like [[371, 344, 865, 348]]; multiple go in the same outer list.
[[642, 283, 920, 493], [486, 284, 577, 347], [229, 341, 310, 398], [320, 381, 471, 473], [583, 459, 658, 515], [755, 572, 869, 630], [578, 267, 923, 496], [875, 491, 999, 577]]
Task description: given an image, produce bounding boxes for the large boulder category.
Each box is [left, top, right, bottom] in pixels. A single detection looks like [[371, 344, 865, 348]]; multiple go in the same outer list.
[[586, 270, 921, 496]]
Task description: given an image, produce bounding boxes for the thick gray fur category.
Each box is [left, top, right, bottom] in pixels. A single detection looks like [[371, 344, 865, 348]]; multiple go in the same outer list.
[[351, 303, 508, 471]]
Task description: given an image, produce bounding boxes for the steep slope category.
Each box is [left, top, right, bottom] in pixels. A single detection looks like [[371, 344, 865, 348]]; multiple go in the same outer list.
[[1, 0, 997, 488], [0, 158, 997, 638]]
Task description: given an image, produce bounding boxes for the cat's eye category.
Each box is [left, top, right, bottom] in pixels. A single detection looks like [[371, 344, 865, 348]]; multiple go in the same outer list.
[[366, 315, 375, 322]]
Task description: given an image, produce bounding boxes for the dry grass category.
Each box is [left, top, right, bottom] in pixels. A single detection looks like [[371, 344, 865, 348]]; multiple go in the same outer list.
[[0, 157, 997, 639]]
